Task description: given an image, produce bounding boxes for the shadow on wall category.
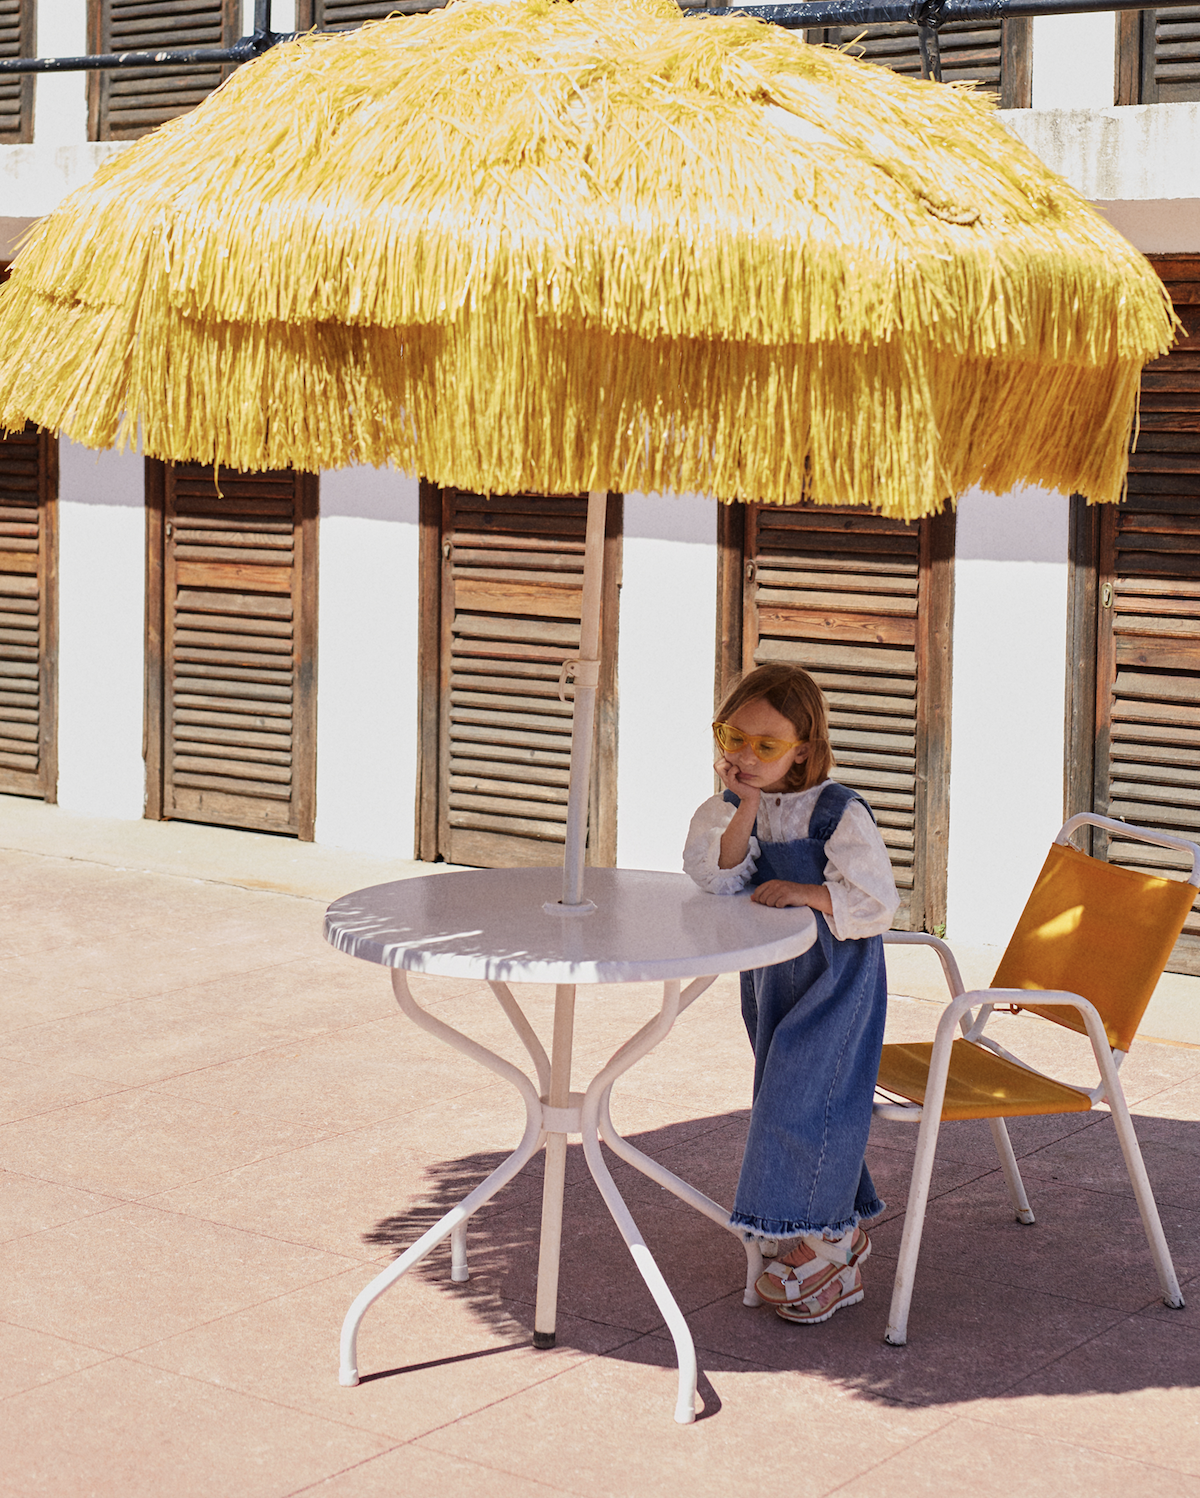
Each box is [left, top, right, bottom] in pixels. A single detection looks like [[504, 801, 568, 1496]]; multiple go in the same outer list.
[[358, 1105, 1199, 1409]]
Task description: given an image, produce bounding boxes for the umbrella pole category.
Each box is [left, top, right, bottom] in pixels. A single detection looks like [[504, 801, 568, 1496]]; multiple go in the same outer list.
[[558, 489, 607, 912]]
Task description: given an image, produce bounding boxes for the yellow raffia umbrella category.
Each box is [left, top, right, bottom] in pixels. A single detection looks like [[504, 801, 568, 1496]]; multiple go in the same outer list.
[[0, 0, 1176, 517], [0, 0, 1178, 906]]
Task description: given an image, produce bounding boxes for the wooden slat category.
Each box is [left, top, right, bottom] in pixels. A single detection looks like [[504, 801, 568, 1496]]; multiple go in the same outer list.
[[0, 426, 55, 800], [0, 0, 33, 144], [815, 18, 1005, 91], [150, 462, 317, 838], [1089, 257, 1200, 974], [741, 500, 952, 932], [1155, 5, 1200, 101], [422, 488, 620, 868], [296, 0, 446, 29], [90, 0, 241, 141]]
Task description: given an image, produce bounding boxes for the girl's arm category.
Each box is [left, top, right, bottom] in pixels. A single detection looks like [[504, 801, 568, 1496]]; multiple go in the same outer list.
[[822, 799, 900, 938], [682, 793, 760, 893], [713, 755, 762, 869], [750, 880, 833, 913], [718, 791, 760, 868]]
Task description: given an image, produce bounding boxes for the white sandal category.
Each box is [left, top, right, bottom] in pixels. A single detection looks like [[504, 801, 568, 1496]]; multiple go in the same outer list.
[[754, 1227, 870, 1305], [776, 1264, 864, 1324]]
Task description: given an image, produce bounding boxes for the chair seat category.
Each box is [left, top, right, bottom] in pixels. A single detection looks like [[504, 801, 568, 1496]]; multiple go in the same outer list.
[[877, 1039, 1094, 1120]]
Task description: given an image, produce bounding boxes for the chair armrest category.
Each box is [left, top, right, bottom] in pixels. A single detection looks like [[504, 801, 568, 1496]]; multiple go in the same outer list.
[[882, 931, 966, 1000]]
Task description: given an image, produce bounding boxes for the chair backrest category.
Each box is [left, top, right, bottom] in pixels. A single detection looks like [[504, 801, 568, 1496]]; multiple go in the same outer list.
[[990, 841, 1196, 1052]]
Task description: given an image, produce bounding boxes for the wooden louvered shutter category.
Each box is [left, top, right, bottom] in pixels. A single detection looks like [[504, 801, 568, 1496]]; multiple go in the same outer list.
[[717, 503, 954, 934], [1089, 256, 1200, 973], [0, 0, 34, 145], [1118, 9, 1200, 103], [295, 0, 445, 29], [146, 462, 318, 838], [88, 0, 241, 141], [417, 487, 621, 869], [805, 19, 1031, 105], [0, 426, 57, 800]]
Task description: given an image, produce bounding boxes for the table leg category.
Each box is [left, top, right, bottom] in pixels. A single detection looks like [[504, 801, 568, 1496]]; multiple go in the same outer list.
[[338, 970, 547, 1387], [596, 1088, 765, 1307], [580, 978, 699, 1423], [533, 983, 576, 1349]]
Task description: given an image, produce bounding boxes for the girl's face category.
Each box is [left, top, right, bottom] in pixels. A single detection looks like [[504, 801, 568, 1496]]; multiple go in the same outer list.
[[721, 697, 808, 794]]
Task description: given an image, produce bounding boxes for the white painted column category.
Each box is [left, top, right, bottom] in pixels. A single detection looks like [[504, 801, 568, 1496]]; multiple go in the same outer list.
[[32, 1, 89, 147], [1032, 12, 1117, 110], [945, 487, 1070, 945], [244, 0, 296, 32], [314, 468, 421, 858], [616, 492, 717, 873], [56, 442, 147, 819]]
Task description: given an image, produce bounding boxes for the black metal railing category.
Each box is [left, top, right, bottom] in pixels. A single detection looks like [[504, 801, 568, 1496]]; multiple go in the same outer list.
[[0, 0, 1196, 86]]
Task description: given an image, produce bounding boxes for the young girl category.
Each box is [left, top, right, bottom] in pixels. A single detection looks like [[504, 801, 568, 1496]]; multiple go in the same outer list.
[[683, 662, 898, 1325]]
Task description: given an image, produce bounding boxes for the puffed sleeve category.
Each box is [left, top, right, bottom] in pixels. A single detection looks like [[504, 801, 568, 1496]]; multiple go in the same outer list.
[[822, 798, 899, 940], [682, 794, 760, 894]]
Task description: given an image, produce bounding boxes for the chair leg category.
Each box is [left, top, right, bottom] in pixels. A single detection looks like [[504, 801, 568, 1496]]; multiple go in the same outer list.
[[884, 1105, 944, 1346], [1105, 1086, 1185, 1309], [988, 1118, 1035, 1225]]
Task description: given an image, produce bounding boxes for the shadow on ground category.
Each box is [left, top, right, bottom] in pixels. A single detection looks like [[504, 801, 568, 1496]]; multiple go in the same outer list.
[[362, 1106, 1200, 1410]]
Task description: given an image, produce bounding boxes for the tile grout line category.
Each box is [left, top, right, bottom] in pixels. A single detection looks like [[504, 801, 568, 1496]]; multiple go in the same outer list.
[[897, 1407, 1200, 1485], [281, 1434, 585, 1498], [127, 1318, 645, 1468], [817, 1411, 982, 1497]]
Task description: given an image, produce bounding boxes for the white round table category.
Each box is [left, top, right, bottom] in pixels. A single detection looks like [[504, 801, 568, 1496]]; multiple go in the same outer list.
[[326, 866, 817, 1424]]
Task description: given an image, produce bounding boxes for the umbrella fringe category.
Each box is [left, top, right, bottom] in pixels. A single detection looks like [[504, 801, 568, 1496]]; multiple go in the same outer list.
[[0, 279, 1142, 516]]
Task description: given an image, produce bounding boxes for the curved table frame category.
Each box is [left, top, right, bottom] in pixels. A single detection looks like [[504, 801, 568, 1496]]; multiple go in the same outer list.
[[328, 867, 816, 1425], [338, 967, 768, 1425]]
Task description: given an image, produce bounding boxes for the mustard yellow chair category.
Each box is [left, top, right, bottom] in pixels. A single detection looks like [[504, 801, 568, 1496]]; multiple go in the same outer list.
[[875, 813, 1199, 1346]]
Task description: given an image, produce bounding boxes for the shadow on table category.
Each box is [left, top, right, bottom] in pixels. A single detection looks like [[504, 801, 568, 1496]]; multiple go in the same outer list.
[[362, 1107, 1200, 1410]]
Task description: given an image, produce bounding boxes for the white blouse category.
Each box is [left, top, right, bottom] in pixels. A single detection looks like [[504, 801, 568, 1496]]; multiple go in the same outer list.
[[682, 781, 900, 942]]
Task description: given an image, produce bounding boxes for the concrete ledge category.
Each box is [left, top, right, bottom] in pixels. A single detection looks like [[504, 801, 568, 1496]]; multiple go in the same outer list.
[[0, 141, 132, 220], [0, 794, 457, 903], [1000, 101, 1200, 202]]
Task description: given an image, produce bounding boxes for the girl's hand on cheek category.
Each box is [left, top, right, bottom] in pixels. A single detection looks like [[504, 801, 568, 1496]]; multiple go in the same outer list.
[[716, 757, 758, 801], [715, 756, 737, 792]]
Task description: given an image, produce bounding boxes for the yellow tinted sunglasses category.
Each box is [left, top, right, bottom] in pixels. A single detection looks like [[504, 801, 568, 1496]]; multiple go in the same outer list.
[[713, 721, 805, 763]]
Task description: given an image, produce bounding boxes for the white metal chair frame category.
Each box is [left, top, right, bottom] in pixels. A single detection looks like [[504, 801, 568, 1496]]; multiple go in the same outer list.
[[876, 813, 1199, 1347]]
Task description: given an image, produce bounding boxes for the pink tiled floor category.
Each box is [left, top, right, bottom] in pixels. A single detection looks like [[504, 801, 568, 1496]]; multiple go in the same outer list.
[[3, 847, 1199, 1496]]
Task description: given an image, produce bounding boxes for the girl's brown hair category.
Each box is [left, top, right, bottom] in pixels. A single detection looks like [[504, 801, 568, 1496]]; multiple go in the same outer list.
[[716, 662, 834, 793]]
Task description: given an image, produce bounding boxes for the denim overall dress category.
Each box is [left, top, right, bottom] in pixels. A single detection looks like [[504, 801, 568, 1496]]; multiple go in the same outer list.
[[724, 781, 887, 1241]]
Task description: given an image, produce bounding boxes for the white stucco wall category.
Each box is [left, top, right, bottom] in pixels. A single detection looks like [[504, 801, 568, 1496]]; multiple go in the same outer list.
[[616, 492, 717, 872], [313, 468, 421, 858], [56, 441, 147, 820], [945, 487, 1070, 945]]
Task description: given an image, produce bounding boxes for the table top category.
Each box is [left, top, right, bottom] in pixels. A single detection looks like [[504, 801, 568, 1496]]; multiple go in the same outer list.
[[325, 866, 818, 984]]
